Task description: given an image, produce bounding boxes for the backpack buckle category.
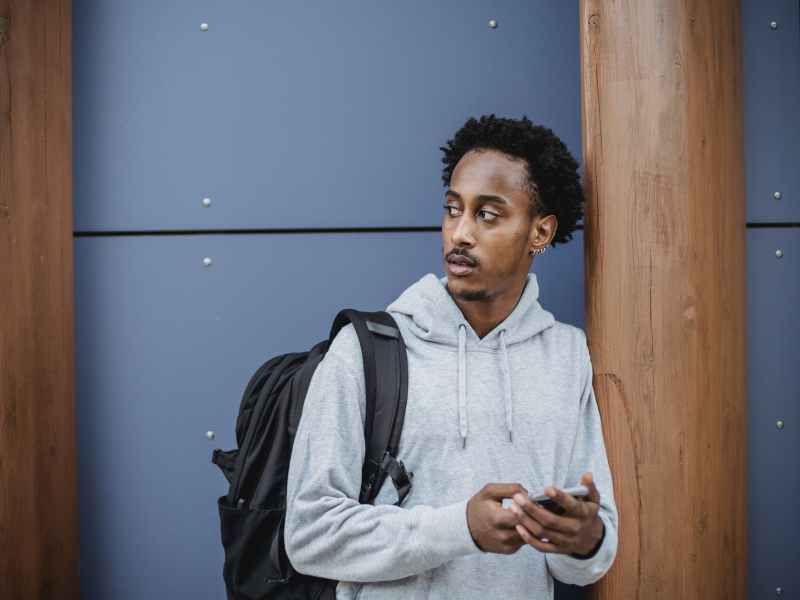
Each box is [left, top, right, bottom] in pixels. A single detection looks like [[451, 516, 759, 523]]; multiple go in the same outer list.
[[360, 451, 414, 506], [379, 451, 414, 506]]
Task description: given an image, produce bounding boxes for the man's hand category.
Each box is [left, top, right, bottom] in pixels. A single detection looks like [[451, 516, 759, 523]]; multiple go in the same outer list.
[[467, 483, 529, 554], [509, 472, 605, 556]]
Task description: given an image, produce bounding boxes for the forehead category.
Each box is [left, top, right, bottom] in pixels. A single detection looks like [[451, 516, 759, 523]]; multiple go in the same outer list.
[[450, 149, 531, 200]]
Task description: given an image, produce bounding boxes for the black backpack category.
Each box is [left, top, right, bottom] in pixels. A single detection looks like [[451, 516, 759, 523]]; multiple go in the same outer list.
[[211, 309, 414, 600]]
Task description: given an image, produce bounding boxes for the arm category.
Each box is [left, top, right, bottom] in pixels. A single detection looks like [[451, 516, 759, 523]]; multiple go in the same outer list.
[[284, 325, 481, 583], [545, 333, 619, 585]]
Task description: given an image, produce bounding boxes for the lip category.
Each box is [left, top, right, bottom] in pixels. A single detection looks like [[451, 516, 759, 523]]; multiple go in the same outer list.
[[446, 260, 475, 277]]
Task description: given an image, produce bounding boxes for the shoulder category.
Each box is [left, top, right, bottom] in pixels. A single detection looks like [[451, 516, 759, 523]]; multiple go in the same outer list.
[[544, 320, 589, 351], [326, 322, 365, 379], [538, 320, 591, 374]]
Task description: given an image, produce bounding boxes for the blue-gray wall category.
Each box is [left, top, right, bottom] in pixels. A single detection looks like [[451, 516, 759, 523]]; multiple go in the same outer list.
[[72, 1, 798, 598], [742, 2, 800, 597]]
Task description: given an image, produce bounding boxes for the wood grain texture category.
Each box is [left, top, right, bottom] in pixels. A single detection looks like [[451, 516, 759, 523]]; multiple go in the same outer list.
[[579, 0, 747, 598], [0, 1, 79, 598]]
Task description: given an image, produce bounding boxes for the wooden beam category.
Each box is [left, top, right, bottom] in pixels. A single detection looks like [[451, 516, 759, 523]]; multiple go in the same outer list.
[[580, 1, 748, 597], [0, 1, 79, 598]]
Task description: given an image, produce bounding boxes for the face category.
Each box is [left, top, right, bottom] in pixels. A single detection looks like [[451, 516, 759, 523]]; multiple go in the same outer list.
[[441, 149, 544, 302]]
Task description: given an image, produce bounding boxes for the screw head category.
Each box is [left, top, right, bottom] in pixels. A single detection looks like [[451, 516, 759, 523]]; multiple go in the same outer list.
[[200, 22, 209, 31], [488, 19, 498, 29], [776, 420, 784, 430], [203, 257, 213, 267], [773, 191, 782, 200], [202, 197, 212, 207], [776, 586, 783, 595], [206, 430, 215, 440], [770, 21, 778, 30], [775, 249, 783, 259]]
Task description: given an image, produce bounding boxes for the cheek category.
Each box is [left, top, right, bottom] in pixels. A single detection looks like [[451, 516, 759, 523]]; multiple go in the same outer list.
[[494, 239, 528, 272], [481, 243, 514, 276], [495, 237, 525, 261]]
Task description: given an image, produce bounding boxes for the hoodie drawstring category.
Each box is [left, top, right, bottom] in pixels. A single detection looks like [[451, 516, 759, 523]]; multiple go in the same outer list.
[[499, 329, 513, 443], [458, 324, 468, 448], [456, 325, 514, 448]]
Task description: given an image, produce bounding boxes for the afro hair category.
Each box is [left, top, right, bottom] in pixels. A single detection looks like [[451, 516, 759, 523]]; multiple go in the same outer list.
[[439, 114, 584, 247]]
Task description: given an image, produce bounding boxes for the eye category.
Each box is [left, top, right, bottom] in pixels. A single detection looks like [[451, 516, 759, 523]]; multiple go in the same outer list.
[[442, 204, 460, 217], [478, 209, 499, 222]]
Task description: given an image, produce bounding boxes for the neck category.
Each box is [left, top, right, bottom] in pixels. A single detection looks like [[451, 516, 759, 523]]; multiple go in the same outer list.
[[446, 275, 528, 338]]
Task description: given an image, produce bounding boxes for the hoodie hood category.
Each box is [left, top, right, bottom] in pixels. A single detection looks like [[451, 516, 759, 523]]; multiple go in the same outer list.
[[386, 272, 556, 448]]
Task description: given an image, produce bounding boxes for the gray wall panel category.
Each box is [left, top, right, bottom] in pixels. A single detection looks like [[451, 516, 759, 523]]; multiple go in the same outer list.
[[74, 232, 585, 599], [73, 0, 581, 231], [743, 0, 800, 595], [743, 0, 800, 223], [746, 228, 800, 597]]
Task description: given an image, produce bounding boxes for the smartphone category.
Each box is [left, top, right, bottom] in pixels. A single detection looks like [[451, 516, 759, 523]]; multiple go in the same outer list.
[[528, 485, 590, 515]]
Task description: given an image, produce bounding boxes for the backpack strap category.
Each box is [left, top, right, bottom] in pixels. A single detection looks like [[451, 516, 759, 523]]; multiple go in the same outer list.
[[329, 310, 412, 506]]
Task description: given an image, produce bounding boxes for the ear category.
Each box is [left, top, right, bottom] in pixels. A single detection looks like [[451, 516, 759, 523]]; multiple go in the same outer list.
[[528, 214, 558, 253]]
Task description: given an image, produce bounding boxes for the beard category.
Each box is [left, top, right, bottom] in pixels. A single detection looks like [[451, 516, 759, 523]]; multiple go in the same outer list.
[[446, 281, 490, 302]]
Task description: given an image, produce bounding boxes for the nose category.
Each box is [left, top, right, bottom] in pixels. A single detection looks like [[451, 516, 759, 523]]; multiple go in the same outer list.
[[450, 213, 476, 248]]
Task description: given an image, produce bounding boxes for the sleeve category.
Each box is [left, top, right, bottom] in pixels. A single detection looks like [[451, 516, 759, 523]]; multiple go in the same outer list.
[[545, 332, 619, 586], [284, 325, 482, 583]]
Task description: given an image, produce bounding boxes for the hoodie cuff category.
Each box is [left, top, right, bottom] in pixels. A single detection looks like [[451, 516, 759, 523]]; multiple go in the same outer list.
[[416, 498, 483, 563], [546, 510, 617, 585], [570, 518, 605, 560]]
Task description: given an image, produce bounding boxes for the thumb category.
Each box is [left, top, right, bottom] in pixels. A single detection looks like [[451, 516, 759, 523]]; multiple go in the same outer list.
[[481, 483, 528, 501], [581, 472, 601, 503]]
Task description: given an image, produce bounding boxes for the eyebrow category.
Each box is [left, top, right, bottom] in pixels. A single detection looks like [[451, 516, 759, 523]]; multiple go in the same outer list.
[[445, 190, 511, 206]]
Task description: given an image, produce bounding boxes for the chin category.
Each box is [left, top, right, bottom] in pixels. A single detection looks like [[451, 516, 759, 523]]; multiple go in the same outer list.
[[446, 278, 489, 302]]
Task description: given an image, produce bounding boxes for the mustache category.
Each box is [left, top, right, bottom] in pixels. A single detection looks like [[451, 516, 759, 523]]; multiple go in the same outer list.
[[445, 249, 478, 266]]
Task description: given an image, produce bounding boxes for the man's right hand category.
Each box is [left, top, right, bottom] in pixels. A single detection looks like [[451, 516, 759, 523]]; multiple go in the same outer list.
[[467, 483, 528, 554]]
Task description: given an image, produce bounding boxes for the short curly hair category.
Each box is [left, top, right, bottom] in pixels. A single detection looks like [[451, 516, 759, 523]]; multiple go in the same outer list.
[[440, 114, 584, 247]]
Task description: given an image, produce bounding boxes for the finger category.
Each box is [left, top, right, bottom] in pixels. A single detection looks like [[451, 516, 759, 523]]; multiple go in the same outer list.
[[495, 505, 526, 529], [535, 526, 572, 548], [512, 494, 570, 528], [515, 524, 563, 553], [512, 493, 562, 520], [582, 473, 602, 504], [482, 483, 528, 502], [509, 503, 545, 536], [583, 500, 600, 521], [547, 486, 582, 516], [510, 505, 573, 547], [528, 502, 583, 536], [512, 495, 581, 536]]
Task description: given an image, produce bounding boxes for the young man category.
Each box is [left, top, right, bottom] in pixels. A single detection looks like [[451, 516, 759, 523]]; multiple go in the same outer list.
[[285, 114, 618, 599]]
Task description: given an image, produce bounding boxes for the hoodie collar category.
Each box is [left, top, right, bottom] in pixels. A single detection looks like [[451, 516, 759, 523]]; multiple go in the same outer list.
[[387, 272, 555, 448]]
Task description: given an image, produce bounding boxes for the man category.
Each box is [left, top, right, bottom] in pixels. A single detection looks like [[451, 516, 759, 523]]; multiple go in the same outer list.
[[285, 114, 618, 599]]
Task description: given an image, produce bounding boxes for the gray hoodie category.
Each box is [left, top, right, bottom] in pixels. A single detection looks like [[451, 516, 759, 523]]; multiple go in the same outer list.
[[285, 272, 619, 599]]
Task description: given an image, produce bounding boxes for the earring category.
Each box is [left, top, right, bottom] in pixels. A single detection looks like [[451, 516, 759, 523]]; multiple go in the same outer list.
[[530, 247, 547, 256]]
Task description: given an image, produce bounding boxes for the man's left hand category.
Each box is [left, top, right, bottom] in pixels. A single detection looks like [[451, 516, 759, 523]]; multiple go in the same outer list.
[[509, 472, 604, 556]]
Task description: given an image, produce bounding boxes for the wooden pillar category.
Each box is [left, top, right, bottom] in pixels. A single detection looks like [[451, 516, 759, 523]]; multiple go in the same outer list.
[[0, 1, 79, 598], [579, 1, 747, 598]]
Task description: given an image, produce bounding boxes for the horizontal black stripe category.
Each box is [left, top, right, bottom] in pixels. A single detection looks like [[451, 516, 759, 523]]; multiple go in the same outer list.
[[73, 226, 443, 237], [72, 222, 799, 237]]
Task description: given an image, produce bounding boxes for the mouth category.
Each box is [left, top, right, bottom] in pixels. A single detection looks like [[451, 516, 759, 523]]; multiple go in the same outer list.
[[446, 257, 476, 277]]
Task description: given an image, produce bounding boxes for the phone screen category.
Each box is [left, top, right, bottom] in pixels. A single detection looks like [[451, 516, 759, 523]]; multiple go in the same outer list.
[[536, 497, 567, 515], [534, 493, 588, 515]]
